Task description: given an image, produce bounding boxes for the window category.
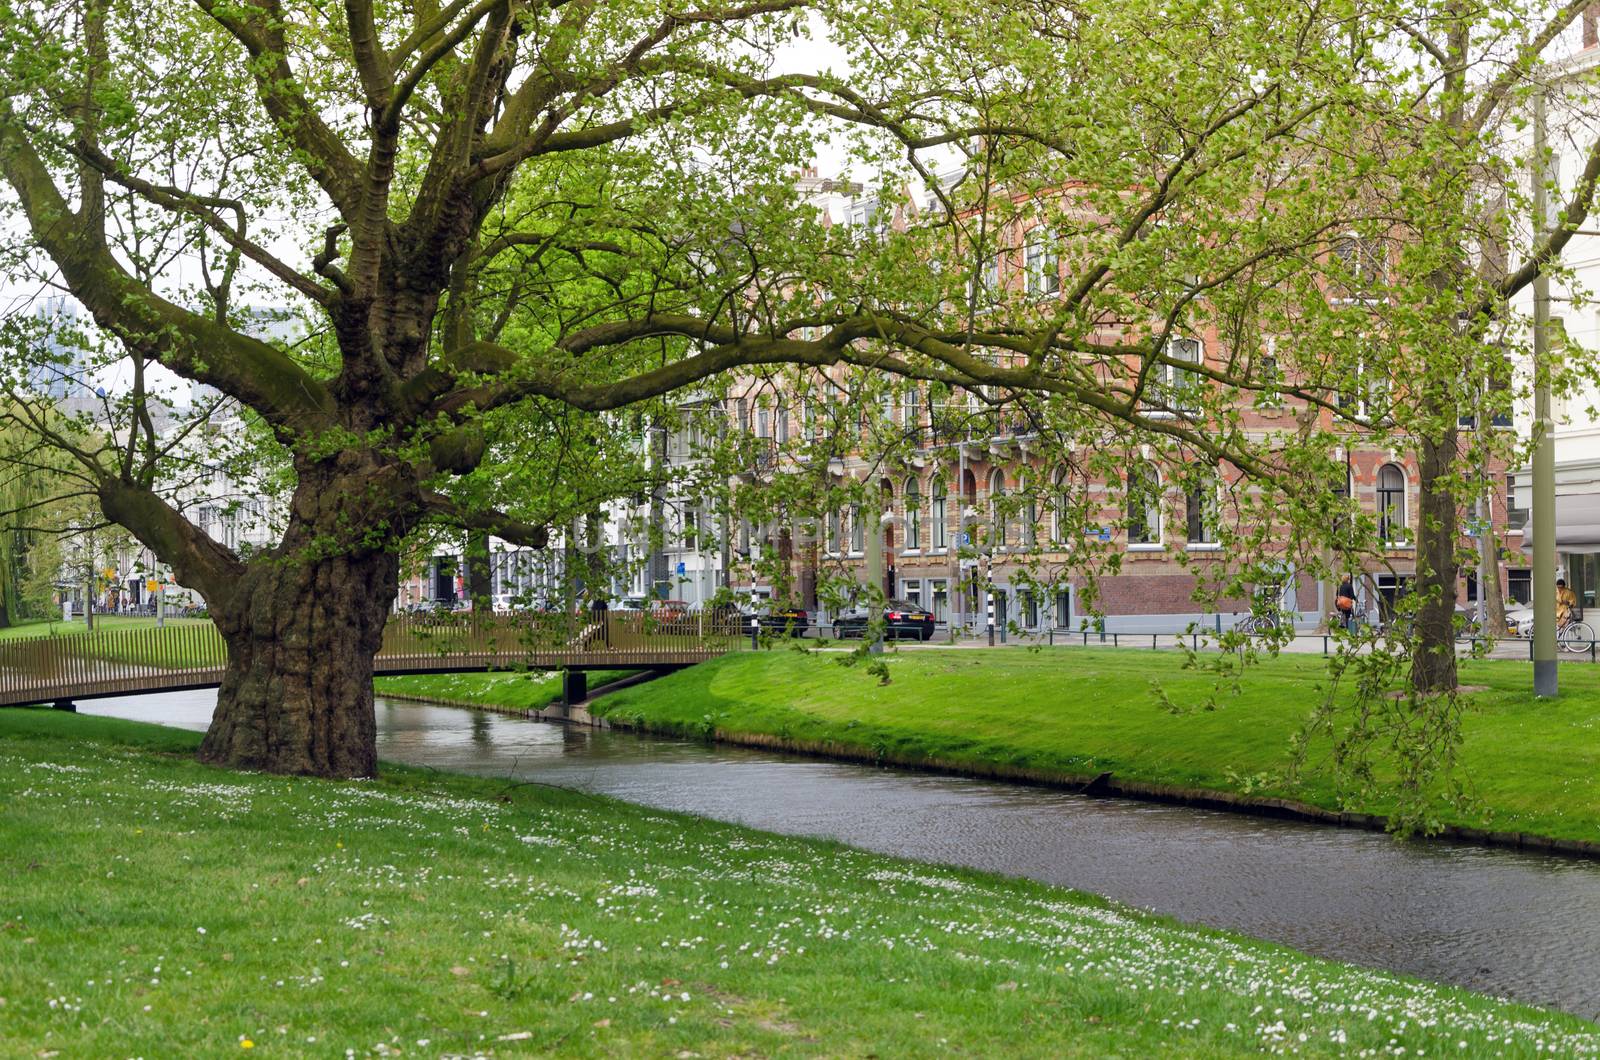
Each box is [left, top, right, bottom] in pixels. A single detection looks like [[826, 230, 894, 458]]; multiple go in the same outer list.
[[1025, 230, 1060, 298], [850, 504, 864, 553], [1256, 337, 1283, 408], [904, 580, 922, 609], [1127, 464, 1162, 546], [905, 477, 922, 550], [1020, 476, 1038, 548], [966, 254, 1002, 308], [1338, 354, 1390, 421], [1332, 235, 1384, 296], [775, 400, 789, 444], [903, 386, 922, 442], [930, 579, 949, 621], [1023, 590, 1040, 629], [1507, 473, 1528, 530], [736, 398, 749, 434], [756, 405, 771, 439], [932, 478, 949, 549], [1185, 475, 1219, 546], [1055, 589, 1071, 627], [1157, 337, 1204, 414], [1377, 463, 1407, 544], [825, 510, 840, 554], [1051, 471, 1071, 545], [988, 469, 1008, 548]]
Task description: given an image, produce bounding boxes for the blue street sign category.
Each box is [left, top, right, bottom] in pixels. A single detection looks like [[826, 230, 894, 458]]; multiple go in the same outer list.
[[676, 561, 686, 575]]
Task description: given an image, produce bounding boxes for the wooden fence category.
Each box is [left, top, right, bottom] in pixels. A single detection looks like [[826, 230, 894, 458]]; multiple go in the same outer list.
[[0, 611, 745, 707]]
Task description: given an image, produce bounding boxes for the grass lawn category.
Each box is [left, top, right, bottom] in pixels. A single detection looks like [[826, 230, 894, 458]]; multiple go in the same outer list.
[[2, 709, 1595, 1057], [562, 647, 1600, 846], [0, 615, 212, 642], [374, 670, 642, 711]]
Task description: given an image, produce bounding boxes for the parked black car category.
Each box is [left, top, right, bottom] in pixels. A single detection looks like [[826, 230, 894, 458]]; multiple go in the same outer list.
[[832, 600, 936, 641], [744, 603, 809, 637]]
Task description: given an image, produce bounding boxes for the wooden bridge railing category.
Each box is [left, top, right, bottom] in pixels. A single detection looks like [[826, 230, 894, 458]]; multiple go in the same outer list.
[[0, 611, 745, 707]]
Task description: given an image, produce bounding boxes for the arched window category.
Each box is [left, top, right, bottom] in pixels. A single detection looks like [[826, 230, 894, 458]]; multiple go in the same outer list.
[[932, 478, 949, 549], [1377, 463, 1406, 543], [1051, 470, 1071, 545], [1185, 471, 1219, 546], [989, 469, 1008, 548], [905, 477, 922, 550], [1162, 337, 1204, 413], [1127, 464, 1162, 546]]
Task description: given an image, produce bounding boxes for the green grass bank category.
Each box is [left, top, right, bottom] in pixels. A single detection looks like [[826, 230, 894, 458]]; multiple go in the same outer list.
[[0, 615, 212, 642], [566, 648, 1600, 849], [2, 709, 1595, 1057], [374, 670, 641, 714]]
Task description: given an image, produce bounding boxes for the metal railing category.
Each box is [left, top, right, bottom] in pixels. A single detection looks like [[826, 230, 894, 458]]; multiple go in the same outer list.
[[0, 611, 746, 707]]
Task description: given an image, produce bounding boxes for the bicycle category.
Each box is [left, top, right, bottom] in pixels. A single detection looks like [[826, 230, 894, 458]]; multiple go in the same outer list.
[[1558, 615, 1595, 654], [1236, 611, 1281, 636]]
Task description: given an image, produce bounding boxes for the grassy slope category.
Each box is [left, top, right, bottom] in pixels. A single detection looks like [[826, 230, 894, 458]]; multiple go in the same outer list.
[[1, 709, 1594, 1058], [579, 647, 1600, 844], [374, 670, 641, 711]]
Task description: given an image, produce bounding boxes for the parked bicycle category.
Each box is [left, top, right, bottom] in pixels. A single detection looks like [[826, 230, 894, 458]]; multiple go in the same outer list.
[[1236, 611, 1281, 635]]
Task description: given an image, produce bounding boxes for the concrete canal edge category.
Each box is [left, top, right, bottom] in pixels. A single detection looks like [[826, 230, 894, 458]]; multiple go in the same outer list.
[[379, 677, 1600, 862]]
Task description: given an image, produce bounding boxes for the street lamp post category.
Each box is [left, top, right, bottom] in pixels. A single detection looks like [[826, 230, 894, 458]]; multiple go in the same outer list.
[[1533, 90, 1558, 697]]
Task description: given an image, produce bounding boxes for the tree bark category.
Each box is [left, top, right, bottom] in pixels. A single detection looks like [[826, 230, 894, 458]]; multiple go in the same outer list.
[[199, 548, 397, 777], [197, 451, 412, 778], [1411, 423, 1460, 693], [465, 530, 492, 609]]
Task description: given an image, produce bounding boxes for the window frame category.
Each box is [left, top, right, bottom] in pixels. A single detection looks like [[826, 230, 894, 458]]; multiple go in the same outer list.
[[1376, 462, 1408, 546], [1126, 464, 1163, 548]]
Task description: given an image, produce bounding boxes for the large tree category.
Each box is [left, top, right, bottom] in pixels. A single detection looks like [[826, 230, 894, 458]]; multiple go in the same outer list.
[[0, 0, 1552, 775]]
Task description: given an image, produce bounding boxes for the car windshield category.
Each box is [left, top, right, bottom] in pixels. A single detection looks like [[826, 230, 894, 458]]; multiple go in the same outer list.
[[887, 600, 925, 611]]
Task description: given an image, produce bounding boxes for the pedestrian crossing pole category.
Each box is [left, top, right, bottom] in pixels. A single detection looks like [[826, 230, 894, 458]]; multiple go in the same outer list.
[[986, 589, 995, 646]]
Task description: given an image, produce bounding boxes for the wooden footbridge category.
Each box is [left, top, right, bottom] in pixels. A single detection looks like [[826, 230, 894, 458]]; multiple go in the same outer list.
[[0, 611, 747, 708]]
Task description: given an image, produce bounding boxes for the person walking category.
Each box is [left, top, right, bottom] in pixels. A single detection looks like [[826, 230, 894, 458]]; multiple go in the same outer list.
[[1335, 576, 1357, 632]]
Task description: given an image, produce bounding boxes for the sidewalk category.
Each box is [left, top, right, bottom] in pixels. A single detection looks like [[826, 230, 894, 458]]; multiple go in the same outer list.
[[822, 629, 1586, 663]]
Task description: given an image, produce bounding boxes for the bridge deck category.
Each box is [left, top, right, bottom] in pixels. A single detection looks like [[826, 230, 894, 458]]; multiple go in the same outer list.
[[0, 613, 744, 707]]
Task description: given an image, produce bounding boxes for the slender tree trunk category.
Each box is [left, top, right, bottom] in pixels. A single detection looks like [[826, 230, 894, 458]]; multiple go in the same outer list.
[[465, 531, 492, 610], [1412, 423, 1460, 693]]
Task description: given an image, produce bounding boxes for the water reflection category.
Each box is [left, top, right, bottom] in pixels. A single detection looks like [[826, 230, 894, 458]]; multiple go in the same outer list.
[[79, 689, 1600, 1018]]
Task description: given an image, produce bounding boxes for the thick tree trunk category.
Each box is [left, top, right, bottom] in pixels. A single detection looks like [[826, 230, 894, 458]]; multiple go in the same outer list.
[[199, 548, 397, 777], [1411, 425, 1460, 694], [198, 451, 412, 778]]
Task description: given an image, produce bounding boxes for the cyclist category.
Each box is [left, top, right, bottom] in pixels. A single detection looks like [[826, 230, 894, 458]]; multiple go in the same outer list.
[[1557, 578, 1578, 629]]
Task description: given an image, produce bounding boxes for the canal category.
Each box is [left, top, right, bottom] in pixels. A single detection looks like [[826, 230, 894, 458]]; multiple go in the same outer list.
[[84, 689, 1600, 1019]]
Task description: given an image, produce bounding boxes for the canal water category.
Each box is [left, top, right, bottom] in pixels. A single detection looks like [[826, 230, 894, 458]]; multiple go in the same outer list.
[[83, 689, 1600, 1019]]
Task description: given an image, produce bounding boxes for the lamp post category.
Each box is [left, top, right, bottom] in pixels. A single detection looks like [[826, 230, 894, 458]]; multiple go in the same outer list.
[[1533, 90, 1558, 697]]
